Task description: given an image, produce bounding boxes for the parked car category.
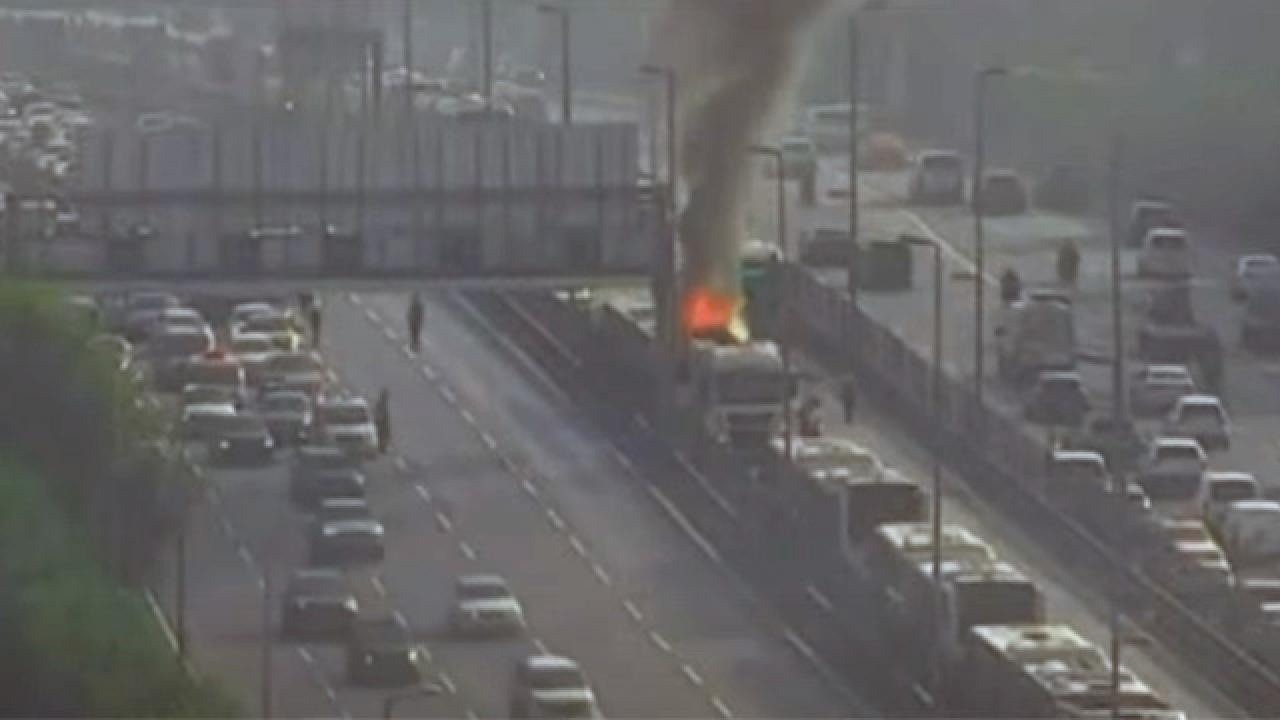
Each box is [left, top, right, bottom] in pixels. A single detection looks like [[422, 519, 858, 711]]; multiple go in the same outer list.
[[1231, 254, 1280, 302], [1129, 364, 1197, 416]]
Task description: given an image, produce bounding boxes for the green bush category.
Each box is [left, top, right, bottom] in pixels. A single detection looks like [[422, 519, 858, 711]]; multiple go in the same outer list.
[[0, 282, 239, 716]]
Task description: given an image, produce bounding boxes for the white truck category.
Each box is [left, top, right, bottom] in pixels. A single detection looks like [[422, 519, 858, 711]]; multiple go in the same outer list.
[[688, 338, 788, 451], [996, 291, 1076, 384]]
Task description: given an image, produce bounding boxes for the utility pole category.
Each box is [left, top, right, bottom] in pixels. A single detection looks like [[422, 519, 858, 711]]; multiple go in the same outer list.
[[175, 517, 187, 658], [538, 4, 572, 125], [847, 13, 860, 296], [1108, 132, 1126, 720], [260, 573, 272, 719], [972, 66, 1007, 413], [481, 0, 494, 109]]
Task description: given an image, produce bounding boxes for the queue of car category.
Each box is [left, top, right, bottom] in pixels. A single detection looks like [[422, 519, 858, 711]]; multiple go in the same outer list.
[[89, 290, 600, 717]]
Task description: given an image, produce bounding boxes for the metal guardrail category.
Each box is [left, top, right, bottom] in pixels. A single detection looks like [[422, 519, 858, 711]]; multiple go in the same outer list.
[[782, 264, 1280, 716]]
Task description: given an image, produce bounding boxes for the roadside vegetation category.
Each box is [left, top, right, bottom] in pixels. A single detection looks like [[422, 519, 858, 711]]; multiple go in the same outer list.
[[0, 281, 238, 716]]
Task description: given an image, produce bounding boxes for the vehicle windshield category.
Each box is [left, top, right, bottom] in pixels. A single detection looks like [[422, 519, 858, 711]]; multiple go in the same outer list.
[[233, 337, 273, 355], [717, 369, 786, 404], [269, 354, 320, 373], [1210, 480, 1257, 503], [187, 363, 242, 387], [1152, 234, 1186, 250], [459, 581, 509, 600], [529, 666, 584, 689], [1157, 446, 1202, 463], [1052, 460, 1103, 484], [152, 332, 211, 357], [244, 314, 293, 333], [263, 395, 307, 413], [1179, 405, 1223, 423], [782, 140, 813, 156], [318, 405, 370, 425], [1141, 475, 1202, 502]]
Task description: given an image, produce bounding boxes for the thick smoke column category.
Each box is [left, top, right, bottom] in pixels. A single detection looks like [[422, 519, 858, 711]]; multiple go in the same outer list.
[[653, 0, 832, 301]]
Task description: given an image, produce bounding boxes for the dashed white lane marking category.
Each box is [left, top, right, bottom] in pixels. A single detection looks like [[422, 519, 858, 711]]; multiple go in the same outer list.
[[392, 610, 409, 629], [521, 478, 539, 497], [624, 600, 644, 623], [592, 563, 612, 586], [806, 584, 834, 613], [236, 544, 255, 569], [533, 637, 549, 654], [415, 484, 432, 503], [440, 386, 458, 405], [480, 431, 498, 450], [297, 647, 315, 664], [325, 369, 339, 384], [348, 293, 362, 304], [634, 413, 651, 431], [711, 695, 733, 718], [435, 510, 454, 533], [383, 326, 397, 341], [459, 541, 477, 561], [324, 685, 337, 702], [459, 408, 476, 426], [438, 672, 457, 695], [371, 575, 386, 597], [784, 628, 820, 664], [646, 485, 723, 565], [611, 450, 635, 474], [649, 630, 672, 653], [568, 534, 587, 557], [466, 710, 479, 720], [682, 664, 704, 687], [191, 464, 206, 479], [421, 364, 437, 381], [394, 455, 409, 472], [500, 455, 518, 472], [401, 345, 415, 358], [673, 451, 739, 520], [545, 507, 566, 531], [219, 515, 235, 538], [364, 308, 379, 323]]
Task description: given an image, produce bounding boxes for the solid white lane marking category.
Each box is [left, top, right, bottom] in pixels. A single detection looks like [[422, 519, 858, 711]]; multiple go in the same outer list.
[[784, 628, 819, 663], [421, 364, 437, 381], [711, 696, 733, 718], [459, 541, 477, 561], [521, 478, 539, 497], [682, 665, 704, 687], [438, 672, 457, 695], [415, 484, 432, 503], [647, 485, 723, 565], [545, 508, 566, 531], [806, 585, 834, 613], [624, 600, 644, 623], [371, 575, 386, 597], [592, 564, 612, 586], [568, 534, 587, 557], [440, 386, 457, 405], [435, 510, 454, 532], [649, 630, 672, 653], [480, 432, 498, 450], [673, 451, 739, 520]]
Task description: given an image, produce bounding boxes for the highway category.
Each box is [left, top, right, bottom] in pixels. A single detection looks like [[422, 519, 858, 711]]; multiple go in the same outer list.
[[744, 158, 1245, 717], [167, 288, 868, 718]]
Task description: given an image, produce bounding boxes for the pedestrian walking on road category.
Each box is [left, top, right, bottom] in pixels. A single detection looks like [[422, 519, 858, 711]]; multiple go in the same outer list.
[[839, 377, 857, 424], [374, 388, 391, 454], [308, 304, 323, 347], [1057, 239, 1081, 287], [407, 292, 424, 353]]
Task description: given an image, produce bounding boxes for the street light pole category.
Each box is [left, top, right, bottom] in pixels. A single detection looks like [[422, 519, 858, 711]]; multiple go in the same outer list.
[[539, 4, 573, 125], [972, 66, 1007, 413], [260, 573, 272, 719], [847, 0, 886, 296], [481, 0, 494, 109], [751, 145, 792, 459], [641, 65, 680, 413], [904, 233, 944, 707], [1107, 131, 1127, 720]]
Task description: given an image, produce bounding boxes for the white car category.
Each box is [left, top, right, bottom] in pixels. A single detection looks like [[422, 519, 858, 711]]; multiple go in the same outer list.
[[510, 655, 599, 719], [1199, 471, 1260, 535], [314, 396, 379, 458], [451, 574, 526, 636], [151, 306, 207, 335], [180, 402, 238, 442], [1218, 500, 1280, 566], [230, 332, 277, 386], [261, 351, 326, 396], [1163, 394, 1231, 451], [1135, 436, 1207, 515], [1232, 254, 1280, 301], [1129, 364, 1196, 416], [1046, 450, 1108, 499], [1137, 227, 1192, 279], [228, 301, 281, 329]]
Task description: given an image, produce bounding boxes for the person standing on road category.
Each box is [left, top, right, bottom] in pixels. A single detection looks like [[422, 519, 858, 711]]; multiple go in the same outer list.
[[407, 292, 424, 353], [308, 303, 323, 347], [374, 388, 391, 454], [839, 376, 857, 424]]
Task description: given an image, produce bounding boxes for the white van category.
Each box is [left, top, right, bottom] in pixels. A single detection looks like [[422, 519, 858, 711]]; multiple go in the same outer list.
[[1137, 227, 1192, 279], [1218, 500, 1280, 566]]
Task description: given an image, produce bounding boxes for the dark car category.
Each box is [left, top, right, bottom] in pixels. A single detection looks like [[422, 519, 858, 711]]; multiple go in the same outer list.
[[291, 467, 367, 509], [281, 567, 359, 641], [309, 518, 385, 565], [908, 150, 966, 206], [978, 170, 1029, 216], [799, 227, 856, 268], [346, 618, 425, 687], [1024, 371, 1091, 427], [309, 497, 374, 534], [290, 445, 360, 487], [1128, 199, 1182, 248], [209, 413, 275, 466], [261, 390, 313, 446]]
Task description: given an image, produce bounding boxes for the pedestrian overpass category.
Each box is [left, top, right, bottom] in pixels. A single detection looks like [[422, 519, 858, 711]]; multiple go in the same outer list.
[[3, 116, 662, 293]]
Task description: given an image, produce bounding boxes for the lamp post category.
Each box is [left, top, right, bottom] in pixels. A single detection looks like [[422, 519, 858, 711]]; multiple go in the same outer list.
[[903, 232, 945, 706], [481, 0, 494, 109], [1107, 132, 1126, 720], [538, 4, 573, 126], [260, 573, 272, 719], [972, 65, 1007, 414], [750, 144, 793, 460], [640, 64, 680, 413]]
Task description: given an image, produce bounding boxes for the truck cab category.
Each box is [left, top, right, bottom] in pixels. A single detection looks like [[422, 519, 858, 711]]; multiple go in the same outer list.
[[996, 291, 1076, 385], [688, 339, 787, 451]]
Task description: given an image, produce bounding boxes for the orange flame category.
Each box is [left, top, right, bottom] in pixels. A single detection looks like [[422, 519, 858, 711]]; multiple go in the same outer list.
[[683, 287, 749, 344]]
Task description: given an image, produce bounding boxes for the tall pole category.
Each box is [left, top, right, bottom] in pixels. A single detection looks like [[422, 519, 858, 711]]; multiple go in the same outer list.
[[928, 241, 944, 711], [260, 574, 272, 719], [847, 13, 860, 279], [481, 0, 493, 109], [972, 67, 1005, 413], [1108, 132, 1126, 720], [175, 518, 187, 658], [560, 10, 572, 125], [642, 65, 680, 415], [752, 146, 792, 458]]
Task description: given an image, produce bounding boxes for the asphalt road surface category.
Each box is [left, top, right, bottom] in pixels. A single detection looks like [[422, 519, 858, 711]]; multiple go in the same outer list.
[[168, 287, 870, 718]]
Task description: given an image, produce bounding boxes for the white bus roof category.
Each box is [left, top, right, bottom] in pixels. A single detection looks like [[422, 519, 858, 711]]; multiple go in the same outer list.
[[971, 623, 1097, 666], [877, 523, 995, 564]]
